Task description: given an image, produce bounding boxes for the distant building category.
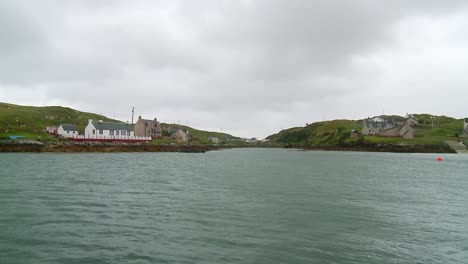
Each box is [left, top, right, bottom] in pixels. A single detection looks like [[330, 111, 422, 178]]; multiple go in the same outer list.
[[45, 126, 58, 135], [460, 118, 468, 138], [84, 119, 134, 138], [172, 129, 191, 142], [362, 116, 415, 139], [57, 124, 79, 138], [371, 116, 385, 123], [134, 116, 162, 139], [245, 138, 257, 143], [350, 130, 360, 139], [208, 136, 219, 143], [361, 117, 394, 135]]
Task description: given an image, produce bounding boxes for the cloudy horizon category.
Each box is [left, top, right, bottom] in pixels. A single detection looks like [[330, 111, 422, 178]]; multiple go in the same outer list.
[[1, 0, 468, 138]]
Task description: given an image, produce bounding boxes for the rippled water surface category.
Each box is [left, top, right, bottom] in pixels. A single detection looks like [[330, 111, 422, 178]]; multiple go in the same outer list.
[[1, 149, 467, 263]]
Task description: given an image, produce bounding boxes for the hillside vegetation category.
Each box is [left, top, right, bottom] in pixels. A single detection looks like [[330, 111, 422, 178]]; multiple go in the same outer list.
[[0, 102, 118, 139], [160, 124, 240, 144], [0, 102, 239, 142], [266, 114, 465, 146]]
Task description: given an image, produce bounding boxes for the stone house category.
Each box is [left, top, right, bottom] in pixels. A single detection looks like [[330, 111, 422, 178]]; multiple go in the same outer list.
[[350, 130, 360, 139], [361, 117, 394, 135], [362, 116, 415, 139], [134, 116, 162, 139], [172, 129, 191, 142]]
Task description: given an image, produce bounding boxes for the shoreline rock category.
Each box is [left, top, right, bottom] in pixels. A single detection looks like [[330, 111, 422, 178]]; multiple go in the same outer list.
[[0, 141, 218, 153], [0, 140, 456, 153]]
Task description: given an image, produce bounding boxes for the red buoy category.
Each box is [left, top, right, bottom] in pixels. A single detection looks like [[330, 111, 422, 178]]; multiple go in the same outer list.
[[437, 156, 443, 161]]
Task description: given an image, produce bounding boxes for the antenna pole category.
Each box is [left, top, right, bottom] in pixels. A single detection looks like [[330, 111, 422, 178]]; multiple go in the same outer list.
[[131, 107, 135, 124]]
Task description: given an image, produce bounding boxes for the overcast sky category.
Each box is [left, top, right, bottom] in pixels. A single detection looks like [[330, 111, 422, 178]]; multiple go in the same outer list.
[[1, 1, 468, 138]]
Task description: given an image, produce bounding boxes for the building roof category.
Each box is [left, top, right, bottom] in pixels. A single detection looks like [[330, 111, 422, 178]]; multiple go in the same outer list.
[[365, 120, 393, 128], [93, 122, 133, 131], [139, 119, 157, 124], [465, 118, 468, 123], [60, 124, 79, 131]]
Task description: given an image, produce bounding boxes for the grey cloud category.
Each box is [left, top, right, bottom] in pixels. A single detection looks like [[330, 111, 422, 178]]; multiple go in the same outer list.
[[1, 0, 468, 137]]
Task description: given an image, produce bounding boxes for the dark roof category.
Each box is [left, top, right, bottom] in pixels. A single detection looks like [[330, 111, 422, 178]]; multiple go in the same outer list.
[[465, 118, 468, 122], [93, 122, 132, 131], [139, 119, 156, 124], [60, 124, 78, 131]]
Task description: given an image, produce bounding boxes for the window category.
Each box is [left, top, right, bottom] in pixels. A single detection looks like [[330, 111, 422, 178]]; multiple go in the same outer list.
[[110, 130, 114, 136], [127, 131, 132, 136], [121, 130, 126, 136], [66, 131, 69, 134], [99, 130, 103, 135], [92, 129, 95, 135], [116, 130, 119, 136]]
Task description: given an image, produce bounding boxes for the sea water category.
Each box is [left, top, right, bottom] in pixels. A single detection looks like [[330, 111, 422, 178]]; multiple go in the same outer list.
[[1, 149, 467, 263]]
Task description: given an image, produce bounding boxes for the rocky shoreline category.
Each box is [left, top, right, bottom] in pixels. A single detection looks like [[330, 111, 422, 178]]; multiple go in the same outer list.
[[0, 140, 218, 153], [0, 140, 456, 154], [289, 143, 456, 153]]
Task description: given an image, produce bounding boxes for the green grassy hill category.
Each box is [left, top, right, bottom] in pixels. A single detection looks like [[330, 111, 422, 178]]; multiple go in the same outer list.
[[266, 114, 465, 146], [267, 120, 361, 145], [0, 102, 119, 139], [0, 102, 239, 143], [160, 123, 241, 144]]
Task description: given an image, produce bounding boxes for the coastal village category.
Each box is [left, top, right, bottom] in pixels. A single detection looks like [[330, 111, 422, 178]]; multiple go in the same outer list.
[[46, 116, 193, 143], [1, 102, 467, 153], [44, 111, 468, 145], [44, 114, 258, 144], [358, 114, 468, 140], [359, 114, 419, 139]]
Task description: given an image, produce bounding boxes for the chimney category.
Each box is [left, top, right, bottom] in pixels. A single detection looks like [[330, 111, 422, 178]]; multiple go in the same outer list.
[[88, 119, 93, 125]]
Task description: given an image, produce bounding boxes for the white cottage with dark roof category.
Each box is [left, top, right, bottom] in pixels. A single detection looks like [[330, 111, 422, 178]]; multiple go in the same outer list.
[[84, 119, 134, 138], [57, 124, 79, 138]]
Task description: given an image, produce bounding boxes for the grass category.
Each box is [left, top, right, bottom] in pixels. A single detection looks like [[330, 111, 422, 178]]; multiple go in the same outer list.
[[160, 123, 240, 144], [0, 102, 118, 138], [0, 102, 240, 144], [267, 114, 466, 146], [267, 120, 361, 145]]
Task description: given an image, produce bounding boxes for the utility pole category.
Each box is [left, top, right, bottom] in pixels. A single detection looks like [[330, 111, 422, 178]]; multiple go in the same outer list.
[[131, 107, 135, 124]]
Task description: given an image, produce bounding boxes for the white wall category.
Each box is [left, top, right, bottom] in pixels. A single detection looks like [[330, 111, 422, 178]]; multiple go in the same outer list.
[[84, 123, 96, 137], [84, 122, 135, 138], [57, 125, 78, 138]]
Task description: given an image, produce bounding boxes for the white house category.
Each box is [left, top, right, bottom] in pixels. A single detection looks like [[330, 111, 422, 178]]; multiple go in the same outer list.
[[45, 126, 58, 134], [371, 116, 385, 122], [465, 118, 468, 130], [84, 119, 135, 138], [208, 136, 219, 143], [57, 124, 79, 138]]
